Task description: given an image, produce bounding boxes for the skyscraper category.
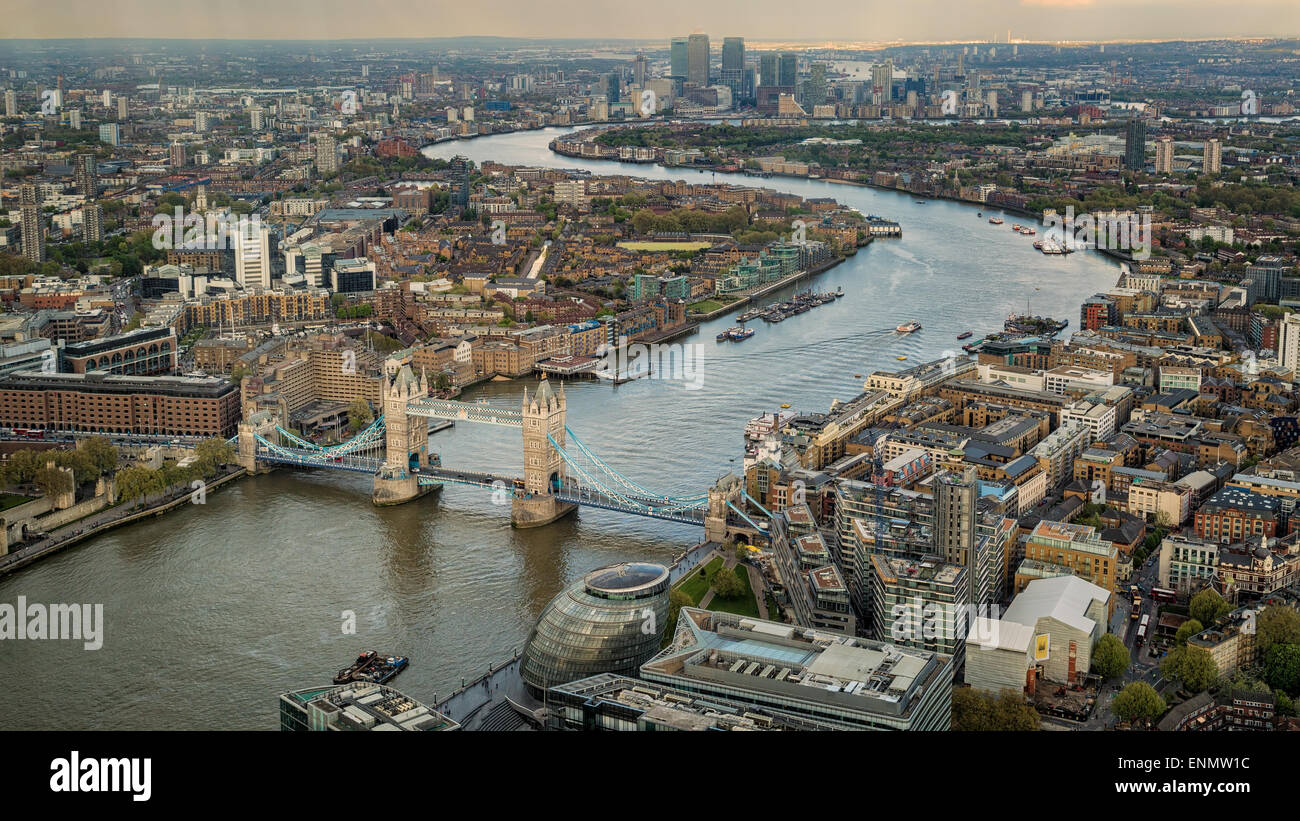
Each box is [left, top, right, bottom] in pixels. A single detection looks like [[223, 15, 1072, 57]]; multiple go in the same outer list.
[[1204, 138, 1222, 174], [871, 58, 894, 104], [1124, 117, 1146, 171], [759, 53, 778, 87], [778, 52, 798, 88], [448, 155, 471, 211], [82, 203, 103, 243], [601, 73, 620, 103], [234, 223, 272, 289], [669, 38, 689, 79], [934, 466, 978, 574], [74, 153, 97, 198], [1279, 313, 1300, 374], [1155, 136, 1175, 174], [19, 184, 45, 265], [803, 62, 827, 107], [117, 95, 128, 120], [632, 53, 647, 89], [687, 34, 710, 86], [3, 89, 15, 117], [169, 142, 187, 168], [315, 133, 339, 175], [721, 37, 744, 72]]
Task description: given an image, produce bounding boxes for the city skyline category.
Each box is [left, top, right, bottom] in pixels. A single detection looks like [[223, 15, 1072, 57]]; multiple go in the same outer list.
[[4, 0, 1299, 42]]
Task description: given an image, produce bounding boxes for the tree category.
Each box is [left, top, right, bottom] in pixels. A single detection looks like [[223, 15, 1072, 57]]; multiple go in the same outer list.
[[664, 589, 692, 644], [1263, 644, 1300, 697], [33, 466, 74, 498], [193, 438, 234, 475], [1112, 681, 1165, 726], [951, 688, 1040, 731], [1091, 634, 1129, 680], [1174, 619, 1205, 646], [1162, 645, 1218, 693], [711, 567, 745, 599], [1256, 605, 1300, 657], [79, 436, 118, 475], [348, 399, 374, 433], [1189, 589, 1230, 627]]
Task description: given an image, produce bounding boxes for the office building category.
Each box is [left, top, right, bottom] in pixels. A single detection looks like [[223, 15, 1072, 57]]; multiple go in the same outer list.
[[720, 37, 746, 99], [331, 258, 376, 293], [669, 38, 689, 79], [545, 673, 841, 731], [641, 608, 954, 731], [632, 53, 647, 89], [759, 53, 778, 87], [279, 684, 458, 731], [234, 223, 273, 289], [778, 52, 798, 88], [687, 33, 710, 86]]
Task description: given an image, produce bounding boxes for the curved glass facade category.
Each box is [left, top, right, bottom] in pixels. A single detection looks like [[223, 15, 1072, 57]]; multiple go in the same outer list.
[[520, 562, 671, 696]]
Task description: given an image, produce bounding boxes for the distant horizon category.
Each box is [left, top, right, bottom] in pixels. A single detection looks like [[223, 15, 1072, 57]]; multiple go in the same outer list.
[[0, 35, 1297, 45], [5, 0, 1299, 43]]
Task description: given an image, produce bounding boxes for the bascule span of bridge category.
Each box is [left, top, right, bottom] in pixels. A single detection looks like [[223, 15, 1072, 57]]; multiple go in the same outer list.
[[235, 355, 769, 538]]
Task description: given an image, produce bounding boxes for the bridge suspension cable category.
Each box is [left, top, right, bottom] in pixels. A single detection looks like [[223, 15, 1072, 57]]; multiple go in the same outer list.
[[562, 425, 709, 504]]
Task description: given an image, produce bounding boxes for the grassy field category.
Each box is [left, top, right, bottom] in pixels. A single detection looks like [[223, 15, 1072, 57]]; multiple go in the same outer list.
[[617, 241, 713, 252], [674, 556, 723, 605], [705, 566, 761, 619], [687, 298, 740, 314], [0, 493, 32, 512]]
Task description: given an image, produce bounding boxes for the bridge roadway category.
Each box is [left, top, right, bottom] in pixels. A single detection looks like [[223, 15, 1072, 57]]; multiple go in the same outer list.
[[254, 440, 715, 526]]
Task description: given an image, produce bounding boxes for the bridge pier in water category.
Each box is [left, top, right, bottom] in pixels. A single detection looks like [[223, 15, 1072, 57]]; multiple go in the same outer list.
[[511, 377, 575, 528]]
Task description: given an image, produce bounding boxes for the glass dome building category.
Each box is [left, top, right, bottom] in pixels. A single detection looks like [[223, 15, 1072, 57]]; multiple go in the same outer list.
[[521, 562, 671, 697]]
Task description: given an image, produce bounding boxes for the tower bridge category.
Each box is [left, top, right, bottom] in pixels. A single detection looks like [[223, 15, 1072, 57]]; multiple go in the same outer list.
[[237, 351, 762, 539]]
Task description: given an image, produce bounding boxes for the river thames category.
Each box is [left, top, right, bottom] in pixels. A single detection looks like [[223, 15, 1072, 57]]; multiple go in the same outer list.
[[0, 127, 1121, 729]]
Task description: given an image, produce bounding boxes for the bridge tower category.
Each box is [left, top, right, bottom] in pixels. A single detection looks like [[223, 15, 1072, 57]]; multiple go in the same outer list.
[[705, 473, 743, 543], [236, 410, 280, 474], [512, 376, 576, 528], [372, 356, 437, 506]]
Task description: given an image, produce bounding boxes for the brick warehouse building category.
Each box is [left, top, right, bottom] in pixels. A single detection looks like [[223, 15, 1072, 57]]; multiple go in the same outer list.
[[1194, 486, 1283, 544], [0, 371, 240, 438], [61, 326, 178, 376]]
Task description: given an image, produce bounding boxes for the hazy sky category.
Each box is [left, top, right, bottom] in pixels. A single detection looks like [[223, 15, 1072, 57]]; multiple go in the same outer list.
[[6, 0, 1299, 42]]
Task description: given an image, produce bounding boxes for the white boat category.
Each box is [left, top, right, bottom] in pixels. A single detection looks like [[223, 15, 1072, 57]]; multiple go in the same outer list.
[[896, 321, 922, 334]]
